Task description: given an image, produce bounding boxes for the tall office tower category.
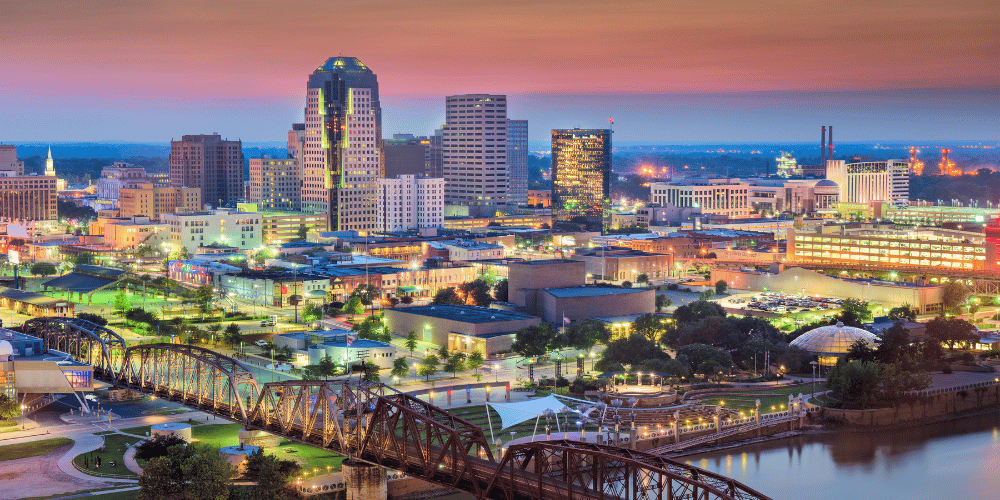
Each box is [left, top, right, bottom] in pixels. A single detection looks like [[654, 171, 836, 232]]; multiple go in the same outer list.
[[0, 174, 57, 221], [425, 129, 444, 178], [378, 174, 445, 232], [506, 119, 529, 206], [384, 134, 428, 177], [287, 123, 305, 161], [0, 146, 24, 175], [169, 134, 244, 208], [443, 95, 507, 216], [248, 157, 300, 210], [302, 57, 382, 233], [551, 128, 612, 230]]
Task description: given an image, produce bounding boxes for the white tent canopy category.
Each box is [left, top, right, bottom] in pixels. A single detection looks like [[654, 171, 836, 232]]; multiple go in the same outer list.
[[486, 395, 580, 431]]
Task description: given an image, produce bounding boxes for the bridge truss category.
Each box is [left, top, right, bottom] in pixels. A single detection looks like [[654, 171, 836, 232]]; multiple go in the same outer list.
[[26, 317, 770, 500]]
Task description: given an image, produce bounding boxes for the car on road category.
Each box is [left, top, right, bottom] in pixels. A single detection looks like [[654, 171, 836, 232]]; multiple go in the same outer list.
[[260, 319, 275, 327], [255, 340, 269, 347]]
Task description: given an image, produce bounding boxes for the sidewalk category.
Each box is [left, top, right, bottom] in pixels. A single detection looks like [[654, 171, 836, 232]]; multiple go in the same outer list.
[[56, 433, 138, 485]]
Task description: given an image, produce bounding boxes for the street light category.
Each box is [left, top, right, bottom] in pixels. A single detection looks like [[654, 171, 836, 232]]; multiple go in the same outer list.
[[810, 360, 819, 400], [493, 363, 500, 382]]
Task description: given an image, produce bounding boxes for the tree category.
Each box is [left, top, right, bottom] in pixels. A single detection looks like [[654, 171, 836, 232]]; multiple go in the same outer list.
[[391, 357, 409, 379], [343, 296, 365, 315], [134, 434, 188, 461], [876, 322, 913, 365], [243, 449, 300, 499], [30, 262, 56, 276], [675, 343, 733, 376], [655, 294, 672, 312], [418, 354, 440, 380], [405, 330, 418, 354], [138, 443, 233, 500], [0, 394, 20, 420], [700, 289, 715, 301], [354, 316, 391, 342], [467, 350, 484, 373], [361, 361, 380, 382], [444, 352, 466, 378], [826, 359, 881, 409], [206, 323, 222, 344], [459, 279, 493, 307], [887, 304, 917, 321], [926, 316, 978, 351], [597, 334, 669, 371], [76, 312, 108, 326], [621, 280, 632, 288], [431, 287, 464, 305], [837, 298, 872, 327], [113, 289, 131, 317], [493, 279, 509, 302], [317, 353, 336, 377], [631, 314, 668, 342], [223, 323, 241, 347], [942, 280, 971, 312], [301, 303, 323, 322], [400, 295, 414, 305], [511, 323, 560, 357], [193, 286, 214, 312], [714, 280, 728, 295], [350, 284, 379, 306], [636, 273, 649, 285], [561, 319, 611, 350], [438, 343, 450, 360], [845, 339, 877, 364], [672, 299, 726, 325]]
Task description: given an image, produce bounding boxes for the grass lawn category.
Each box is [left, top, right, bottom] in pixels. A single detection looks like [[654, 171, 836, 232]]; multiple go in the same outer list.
[[698, 396, 793, 415], [0, 437, 74, 462], [190, 423, 346, 473], [0, 420, 18, 433], [74, 434, 143, 478]]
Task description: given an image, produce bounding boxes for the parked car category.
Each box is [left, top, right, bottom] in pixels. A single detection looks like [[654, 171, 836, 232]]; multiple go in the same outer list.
[[255, 340, 269, 347]]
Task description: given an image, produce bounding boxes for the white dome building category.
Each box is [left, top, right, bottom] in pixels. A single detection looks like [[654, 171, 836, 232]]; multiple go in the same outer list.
[[0, 340, 12, 361], [813, 179, 839, 213], [789, 321, 879, 366]]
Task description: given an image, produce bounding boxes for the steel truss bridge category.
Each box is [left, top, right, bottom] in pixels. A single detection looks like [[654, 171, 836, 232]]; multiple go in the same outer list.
[[22, 317, 771, 500]]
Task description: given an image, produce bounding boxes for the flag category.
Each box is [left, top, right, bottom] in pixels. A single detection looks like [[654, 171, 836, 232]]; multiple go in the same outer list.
[[563, 315, 570, 325], [346, 334, 357, 346]]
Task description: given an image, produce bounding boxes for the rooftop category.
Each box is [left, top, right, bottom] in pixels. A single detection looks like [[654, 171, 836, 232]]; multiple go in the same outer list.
[[543, 286, 650, 298], [0, 288, 68, 306], [391, 304, 538, 323]]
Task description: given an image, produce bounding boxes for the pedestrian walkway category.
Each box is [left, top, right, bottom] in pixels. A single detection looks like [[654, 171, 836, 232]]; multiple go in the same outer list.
[[56, 433, 138, 485], [123, 446, 143, 476]]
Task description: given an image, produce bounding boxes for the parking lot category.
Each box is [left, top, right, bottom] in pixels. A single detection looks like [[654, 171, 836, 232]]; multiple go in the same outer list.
[[724, 291, 845, 314]]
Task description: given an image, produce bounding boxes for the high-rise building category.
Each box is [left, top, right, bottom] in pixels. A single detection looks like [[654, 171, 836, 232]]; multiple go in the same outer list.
[[248, 157, 300, 211], [425, 129, 444, 178], [384, 135, 428, 178], [378, 174, 445, 232], [119, 184, 202, 221], [506, 119, 529, 206], [302, 56, 383, 234], [95, 162, 149, 205], [825, 160, 909, 206], [443, 95, 507, 215], [162, 210, 261, 253], [169, 134, 244, 208], [287, 123, 305, 161], [551, 129, 612, 229], [0, 146, 24, 175]]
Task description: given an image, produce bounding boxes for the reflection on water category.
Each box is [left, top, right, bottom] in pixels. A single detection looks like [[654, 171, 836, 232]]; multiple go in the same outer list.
[[686, 415, 1000, 500]]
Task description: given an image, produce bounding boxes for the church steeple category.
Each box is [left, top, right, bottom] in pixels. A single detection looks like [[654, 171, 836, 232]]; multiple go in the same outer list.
[[44, 146, 55, 176]]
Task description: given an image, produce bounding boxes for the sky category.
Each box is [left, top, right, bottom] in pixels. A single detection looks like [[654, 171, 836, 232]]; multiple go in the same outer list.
[[1, 0, 997, 143]]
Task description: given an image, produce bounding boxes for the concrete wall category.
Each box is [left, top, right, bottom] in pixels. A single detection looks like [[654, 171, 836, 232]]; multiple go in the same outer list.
[[384, 308, 540, 349], [540, 288, 655, 323], [509, 260, 586, 314], [820, 383, 1000, 426]]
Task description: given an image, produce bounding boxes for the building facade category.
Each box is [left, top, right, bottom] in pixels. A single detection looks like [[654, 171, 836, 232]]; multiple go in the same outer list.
[[0, 146, 24, 175], [377, 175, 444, 232], [119, 183, 202, 220], [787, 226, 987, 272], [256, 210, 328, 245], [441, 240, 505, 261], [95, 163, 148, 204], [302, 56, 383, 233], [162, 210, 262, 253], [572, 247, 674, 281], [248, 157, 300, 211], [551, 129, 612, 229], [0, 174, 57, 222], [169, 134, 244, 208], [443, 94, 508, 215], [103, 218, 170, 249], [506, 119, 529, 206], [825, 160, 909, 206], [649, 179, 749, 218], [527, 190, 552, 207], [383, 135, 428, 178], [384, 304, 540, 357], [425, 129, 444, 178]]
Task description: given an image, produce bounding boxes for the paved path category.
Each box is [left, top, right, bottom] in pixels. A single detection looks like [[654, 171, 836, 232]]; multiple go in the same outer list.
[[56, 433, 138, 484], [123, 446, 143, 476]]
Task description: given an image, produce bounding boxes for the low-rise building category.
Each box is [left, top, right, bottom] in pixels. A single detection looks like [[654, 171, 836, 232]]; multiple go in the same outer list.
[[650, 178, 750, 218], [119, 183, 201, 220], [384, 304, 541, 357], [168, 260, 241, 287], [272, 331, 398, 369], [162, 210, 262, 254], [527, 190, 552, 208], [538, 286, 654, 323], [441, 239, 505, 261], [636, 203, 701, 226], [103, 217, 170, 249], [220, 270, 329, 307], [572, 246, 674, 281]]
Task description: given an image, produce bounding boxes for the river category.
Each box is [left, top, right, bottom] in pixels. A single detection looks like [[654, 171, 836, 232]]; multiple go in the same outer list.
[[684, 415, 1000, 500]]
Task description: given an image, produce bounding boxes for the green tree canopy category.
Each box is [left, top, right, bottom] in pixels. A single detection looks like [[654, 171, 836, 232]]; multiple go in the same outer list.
[[444, 352, 466, 377], [391, 357, 409, 379], [223, 323, 241, 347], [243, 449, 300, 499], [418, 354, 440, 380], [596, 334, 669, 372], [511, 323, 561, 357], [431, 287, 464, 305], [343, 296, 365, 315], [887, 304, 917, 321], [941, 280, 971, 312], [0, 394, 20, 420], [714, 280, 728, 295], [458, 279, 493, 307], [672, 299, 726, 326], [493, 279, 509, 302], [405, 330, 418, 354], [561, 319, 612, 350], [837, 298, 872, 326], [636, 273, 649, 284], [350, 284, 378, 306], [113, 290, 131, 316], [467, 350, 484, 372], [675, 343, 733, 376], [137, 443, 233, 500], [30, 262, 56, 276], [926, 316, 978, 351]]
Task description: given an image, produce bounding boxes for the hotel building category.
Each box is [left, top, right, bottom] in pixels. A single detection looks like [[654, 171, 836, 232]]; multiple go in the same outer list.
[[377, 175, 445, 232]]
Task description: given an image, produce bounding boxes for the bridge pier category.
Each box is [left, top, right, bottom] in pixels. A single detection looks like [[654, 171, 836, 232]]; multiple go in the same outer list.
[[342, 459, 387, 500]]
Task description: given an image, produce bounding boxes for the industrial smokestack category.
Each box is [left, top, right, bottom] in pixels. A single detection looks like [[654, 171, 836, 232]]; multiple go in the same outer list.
[[821, 126, 827, 164], [828, 126, 834, 161]]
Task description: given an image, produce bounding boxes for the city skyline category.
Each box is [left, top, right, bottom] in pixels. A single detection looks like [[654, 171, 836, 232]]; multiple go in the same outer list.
[[1, 0, 996, 143]]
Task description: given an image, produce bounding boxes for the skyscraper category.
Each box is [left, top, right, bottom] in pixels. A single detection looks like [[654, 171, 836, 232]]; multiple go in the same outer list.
[[169, 134, 244, 208], [302, 57, 382, 233], [551, 128, 612, 231], [506, 119, 529, 206], [425, 129, 444, 178], [443, 95, 507, 216]]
